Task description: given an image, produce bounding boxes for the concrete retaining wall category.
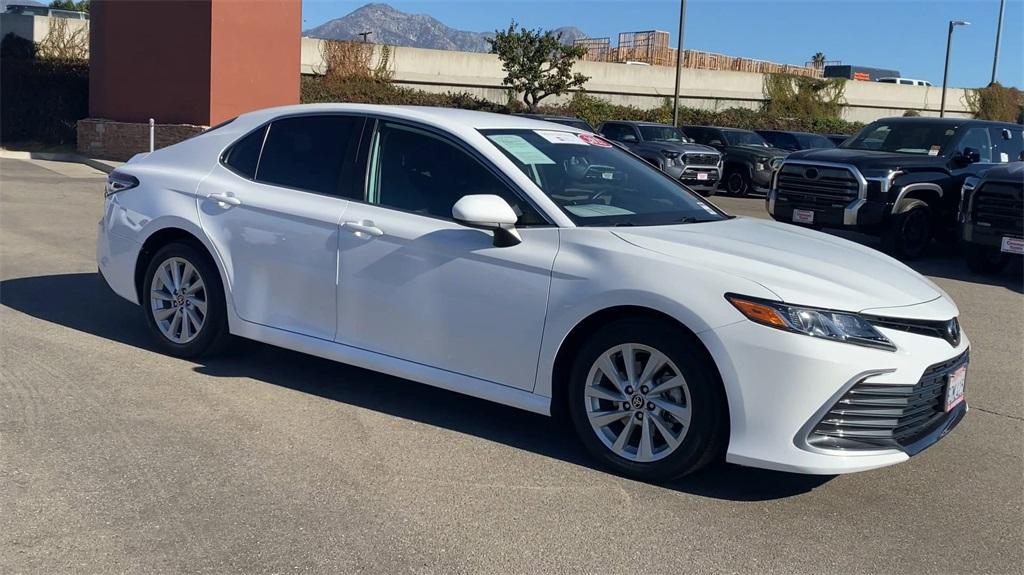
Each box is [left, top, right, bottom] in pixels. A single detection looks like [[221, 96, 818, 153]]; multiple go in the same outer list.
[[300, 38, 973, 122]]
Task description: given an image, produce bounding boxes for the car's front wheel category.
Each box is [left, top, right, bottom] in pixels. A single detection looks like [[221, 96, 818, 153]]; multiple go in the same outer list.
[[142, 242, 229, 358], [567, 318, 727, 481], [724, 169, 751, 196]]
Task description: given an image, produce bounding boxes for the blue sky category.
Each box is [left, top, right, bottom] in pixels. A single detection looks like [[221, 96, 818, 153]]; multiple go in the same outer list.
[[301, 0, 1023, 89]]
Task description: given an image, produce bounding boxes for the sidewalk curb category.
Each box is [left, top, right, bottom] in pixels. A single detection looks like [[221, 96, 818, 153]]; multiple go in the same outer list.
[[0, 150, 121, 174]]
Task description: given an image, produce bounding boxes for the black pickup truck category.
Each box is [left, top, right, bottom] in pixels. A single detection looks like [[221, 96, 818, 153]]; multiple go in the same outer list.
[[682, 125, 789, 196], [959, 162, 1023, 273], [767, 117, 1024, 259]]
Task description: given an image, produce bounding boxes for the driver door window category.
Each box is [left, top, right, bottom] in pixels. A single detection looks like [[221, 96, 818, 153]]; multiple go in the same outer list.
[[959, 127, 993, 163], [367, 122, 543, 224]]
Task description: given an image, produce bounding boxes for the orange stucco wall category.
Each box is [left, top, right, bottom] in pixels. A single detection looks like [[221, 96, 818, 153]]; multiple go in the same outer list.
[[89, 0, 299, 126]]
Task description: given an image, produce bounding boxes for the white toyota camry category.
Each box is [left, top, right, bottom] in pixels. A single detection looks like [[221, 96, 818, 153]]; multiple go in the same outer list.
[[97, 104, 969, 480]]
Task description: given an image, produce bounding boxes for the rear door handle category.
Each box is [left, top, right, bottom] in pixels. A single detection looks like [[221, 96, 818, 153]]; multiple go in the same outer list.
[[208, 193, 242, 206], [342, 220, 384, 237]]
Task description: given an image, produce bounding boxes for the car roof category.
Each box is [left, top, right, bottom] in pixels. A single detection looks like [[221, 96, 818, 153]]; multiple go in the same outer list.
[[516, 113, 584, 122], [871, 116, 1018, 128], [232, 103, 588, 133], [601, 120, 673, 127], [756, 129, 825, 136]]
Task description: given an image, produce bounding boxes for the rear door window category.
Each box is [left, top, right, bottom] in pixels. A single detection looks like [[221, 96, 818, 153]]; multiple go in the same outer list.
[[256, 115, 364, 197], [990, 127, 1024, 163]]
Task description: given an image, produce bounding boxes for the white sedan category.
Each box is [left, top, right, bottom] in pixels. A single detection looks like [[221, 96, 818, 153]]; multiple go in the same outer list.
[[97, 104, 969, 480]]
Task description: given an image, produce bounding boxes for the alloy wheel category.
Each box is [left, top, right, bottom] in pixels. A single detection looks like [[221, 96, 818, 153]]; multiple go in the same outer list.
[[149, 256, 208, 344], [584, 343, 692, 463]]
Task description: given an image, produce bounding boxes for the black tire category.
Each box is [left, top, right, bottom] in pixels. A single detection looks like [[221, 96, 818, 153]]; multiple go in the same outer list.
[[142, 241, 230, 358], [724, 168, 751, 197], [567, 318, 728, 482], [964, 243, 1010, 274], [882, 199, 932, 260]]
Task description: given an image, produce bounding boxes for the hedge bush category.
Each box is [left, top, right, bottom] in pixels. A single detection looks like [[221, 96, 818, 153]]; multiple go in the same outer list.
[[1, 58, 89, 145], [301, 77, 865, 135]]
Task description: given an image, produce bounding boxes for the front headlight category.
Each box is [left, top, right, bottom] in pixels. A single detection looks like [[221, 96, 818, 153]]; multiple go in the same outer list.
[[726, 294, 896, 351]]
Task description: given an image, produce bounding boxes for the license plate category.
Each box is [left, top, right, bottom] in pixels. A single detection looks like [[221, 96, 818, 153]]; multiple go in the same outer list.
[[944, 365, 966, 412], [1001, 236, 1024, 255], [696, 173, 709, 181], [792, 209, 814, 224]]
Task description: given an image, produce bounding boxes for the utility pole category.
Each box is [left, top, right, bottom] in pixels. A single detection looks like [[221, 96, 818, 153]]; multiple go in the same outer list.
[[991, 0, 1005, 85], [672, 0, 686, 126], [358, 31, 372, 43], [940, 20, 970, 118]]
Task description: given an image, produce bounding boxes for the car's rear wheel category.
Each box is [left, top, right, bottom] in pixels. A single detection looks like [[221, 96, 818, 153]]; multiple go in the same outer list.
[[567, 318, 727, 481], [725, 169, 750, 196], [882, 199, 931, 260], [964, 243, 1010, 274], [143, 242, 229, 358]]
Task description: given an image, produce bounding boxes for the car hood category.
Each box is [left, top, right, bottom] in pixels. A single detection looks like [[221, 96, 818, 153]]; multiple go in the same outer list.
[[637, 141, 720, 155], [611, 217, 946, 313], [786, 148, 946, 171], [726, 145, 788, 160]]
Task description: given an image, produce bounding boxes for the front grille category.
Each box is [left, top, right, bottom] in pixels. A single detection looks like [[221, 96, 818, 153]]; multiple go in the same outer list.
[[683, 153, 719, 167], [866, 316, 961, 347], [775, 162, 860, 209], [808, 350, 968, 451], [972, 181, 1023, 235]]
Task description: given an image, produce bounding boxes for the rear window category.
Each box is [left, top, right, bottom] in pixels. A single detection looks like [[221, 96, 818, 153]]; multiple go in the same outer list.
[[256, 115, 362, 196], [223, 125, 266, 179]]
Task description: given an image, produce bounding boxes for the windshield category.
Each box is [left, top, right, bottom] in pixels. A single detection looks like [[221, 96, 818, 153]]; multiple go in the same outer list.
[[843, 121, 959, 155], [723, 130, 769, 147], [794, 133, 835, 149], [639, 125, 689, 142], [481, 129, 728, 227]]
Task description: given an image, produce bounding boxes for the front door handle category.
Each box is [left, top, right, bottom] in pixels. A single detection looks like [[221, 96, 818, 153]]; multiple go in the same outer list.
[[343, 220, 384, 238], [208, 193, 242, 206]]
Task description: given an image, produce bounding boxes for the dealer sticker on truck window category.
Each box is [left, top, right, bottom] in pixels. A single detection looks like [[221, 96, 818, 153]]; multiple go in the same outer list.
[[792, 209, 814, 224], [1001, 236, 1024, 255]]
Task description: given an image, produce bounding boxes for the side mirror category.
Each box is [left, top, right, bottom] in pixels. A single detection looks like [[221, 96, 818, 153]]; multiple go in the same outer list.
[[452, 194, 521, 247], [708, 139, 724, 147], [957, 147, 981, 165], [621, 134, 638, 143]]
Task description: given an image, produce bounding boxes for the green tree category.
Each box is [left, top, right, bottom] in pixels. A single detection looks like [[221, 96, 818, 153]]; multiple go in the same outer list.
[[49, 0, 90, 12], [487, 20, 589, 111]]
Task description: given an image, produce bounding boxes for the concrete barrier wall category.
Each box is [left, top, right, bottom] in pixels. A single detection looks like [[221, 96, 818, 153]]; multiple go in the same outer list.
[[0, 13, 90, 53], [300, 37, 973, 122]]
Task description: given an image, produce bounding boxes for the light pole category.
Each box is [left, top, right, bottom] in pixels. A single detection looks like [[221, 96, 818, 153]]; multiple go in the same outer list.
[[672, 0, 687, 126], [991, 0, 1005, 84], [940, 20, 970, 118]]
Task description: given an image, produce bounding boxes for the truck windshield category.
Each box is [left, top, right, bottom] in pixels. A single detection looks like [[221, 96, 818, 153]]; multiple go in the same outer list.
[[794, 133, 835, 149], [723, 130, 769, 148], [481, 129, 728, 227], [843, 121, 959, 155], [639, 126, 688, 142]]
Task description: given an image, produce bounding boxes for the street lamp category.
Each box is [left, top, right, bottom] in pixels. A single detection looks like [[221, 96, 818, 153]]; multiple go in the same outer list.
[[672, 0, 687, 126], [940, 20, 970, 118]]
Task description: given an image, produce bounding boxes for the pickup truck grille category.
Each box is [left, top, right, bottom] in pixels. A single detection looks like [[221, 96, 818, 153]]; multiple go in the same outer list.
[[972, 181, 1023, 235], [683, 153, 719, 167], [775, 162, 861, 208], [808, 351, 968, 451]]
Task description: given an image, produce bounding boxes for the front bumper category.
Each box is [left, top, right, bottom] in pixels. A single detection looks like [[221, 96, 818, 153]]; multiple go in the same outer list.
[[962, 222, 1023, 250], [699, 314, 969, 475], [768, 192, 888, 228], [666, 164, 720, 190]]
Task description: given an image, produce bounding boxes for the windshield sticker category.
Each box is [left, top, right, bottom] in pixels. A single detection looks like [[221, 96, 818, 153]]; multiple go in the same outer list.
[[488, 135, 556, 165], [945, 129, 956, 136], [578, 133, 613, 148], [535, 130, 586, 145], [563, 204, 635, 217], [696, 202, 718, 215], [928, 145, 940, 156], [1000, 152, 1009, 163]]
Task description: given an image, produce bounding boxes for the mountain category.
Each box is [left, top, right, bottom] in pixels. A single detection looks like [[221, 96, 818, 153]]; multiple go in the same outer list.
[[304, 3, 588, 52]]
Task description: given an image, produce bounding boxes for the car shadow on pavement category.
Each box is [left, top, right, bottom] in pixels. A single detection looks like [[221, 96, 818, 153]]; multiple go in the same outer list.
[[1, 272, 833, 501]]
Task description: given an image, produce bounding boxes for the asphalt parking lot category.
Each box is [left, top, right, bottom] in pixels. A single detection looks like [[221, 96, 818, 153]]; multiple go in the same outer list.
[[1, 157, 1021, 574]]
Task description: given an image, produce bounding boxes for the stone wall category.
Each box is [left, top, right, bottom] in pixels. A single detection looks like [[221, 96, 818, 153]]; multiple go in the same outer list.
[[77, 118, 207, 161]]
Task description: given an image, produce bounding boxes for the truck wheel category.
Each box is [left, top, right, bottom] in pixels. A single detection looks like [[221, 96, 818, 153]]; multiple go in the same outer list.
[[882, 199, 931, 260], [725, 169, 751, 197], [964, 243, 1009, 274]]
